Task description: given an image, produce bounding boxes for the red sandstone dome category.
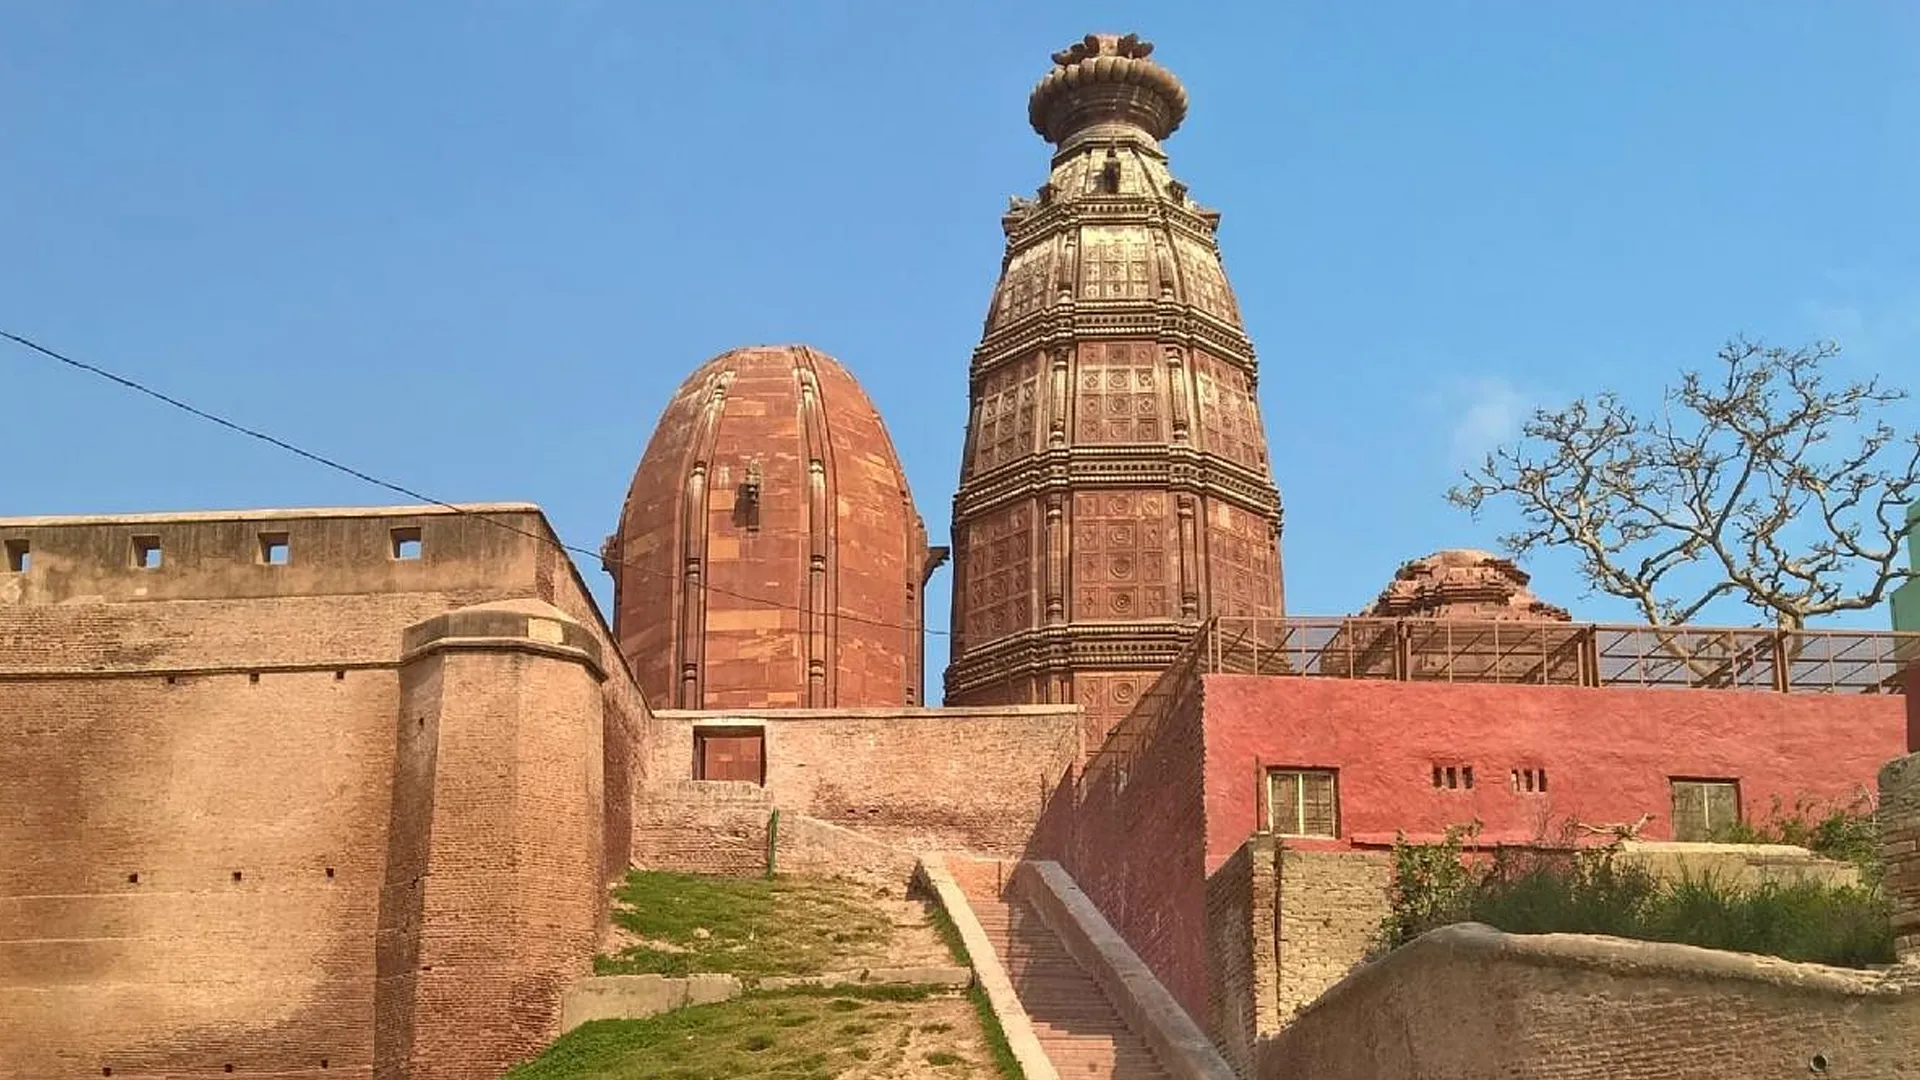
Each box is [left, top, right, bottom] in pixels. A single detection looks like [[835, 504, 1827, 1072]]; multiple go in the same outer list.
[[1365, 549, 1572, 622], [608, 346, 944, 710]]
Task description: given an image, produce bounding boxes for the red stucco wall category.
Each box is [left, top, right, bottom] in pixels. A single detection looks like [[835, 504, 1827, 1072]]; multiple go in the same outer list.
[[1201, 674, 1907, 870]]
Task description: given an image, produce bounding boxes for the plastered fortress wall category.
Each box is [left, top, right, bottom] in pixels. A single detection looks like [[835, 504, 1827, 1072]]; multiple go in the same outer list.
[[0, 506, 648, 1080]]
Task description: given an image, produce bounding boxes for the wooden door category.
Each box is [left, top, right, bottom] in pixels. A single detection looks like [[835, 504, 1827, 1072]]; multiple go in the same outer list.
[[696, 728, 765, 784]]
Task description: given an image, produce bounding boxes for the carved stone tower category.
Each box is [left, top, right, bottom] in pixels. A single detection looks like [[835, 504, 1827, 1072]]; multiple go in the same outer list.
[[945, 33, 1285, 739]]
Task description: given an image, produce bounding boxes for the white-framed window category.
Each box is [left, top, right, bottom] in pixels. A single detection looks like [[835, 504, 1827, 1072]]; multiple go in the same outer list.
[[1268, 768, 1339, 837]]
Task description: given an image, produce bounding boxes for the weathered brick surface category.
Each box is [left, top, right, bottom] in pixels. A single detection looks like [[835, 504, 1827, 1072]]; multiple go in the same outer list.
[[380, 611, 606, 1080], [1272, 849, 1392, 1024], [1258, 925, 1919, 1079], [0, 506, 642, 1080], [612, 345, 935, 710], [1064, 676, 1211, 1021], [1881, 752, 1920, 960], [646, 706, 1082, 858], [1201, 839, 1262, 1079], [632, 780, 776, 877]]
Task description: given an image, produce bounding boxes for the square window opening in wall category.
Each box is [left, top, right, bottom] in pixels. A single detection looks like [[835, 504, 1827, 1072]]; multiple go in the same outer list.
[[259, 532, 290, 565], [390, 527, 423, 561], [1268, 768, 1339, 838], [694, 726, 766, 785], [131, 536, 162, 569], [4, 539, 28, 573], [1671, 778, 1741, 842]]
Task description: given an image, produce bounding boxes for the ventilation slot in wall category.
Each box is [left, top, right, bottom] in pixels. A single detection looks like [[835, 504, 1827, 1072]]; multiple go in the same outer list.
[[132, 535, 162, 569], [259, 532, 290, 566], [1432, 764, 1474, 790], [4, 539, 27, 573], [1511, 767, 1548, 794], [390, 526, 423, 560]]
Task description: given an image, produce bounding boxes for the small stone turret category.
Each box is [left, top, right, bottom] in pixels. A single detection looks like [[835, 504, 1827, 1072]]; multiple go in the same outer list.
[[1365, 549, 1572, 622]]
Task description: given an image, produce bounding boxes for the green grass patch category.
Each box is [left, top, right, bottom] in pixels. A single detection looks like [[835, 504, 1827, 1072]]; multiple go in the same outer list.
[[505, 987, 996, 1080], [595, 870, 893, 979], [1376, 825, 1894, 968]]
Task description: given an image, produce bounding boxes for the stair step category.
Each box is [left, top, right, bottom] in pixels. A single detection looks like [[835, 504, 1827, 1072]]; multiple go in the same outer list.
[[962, 893, 1172, 1080]]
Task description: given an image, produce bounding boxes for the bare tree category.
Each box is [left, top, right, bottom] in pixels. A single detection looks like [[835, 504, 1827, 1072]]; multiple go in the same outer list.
[[1448, 339, 1920, 630]]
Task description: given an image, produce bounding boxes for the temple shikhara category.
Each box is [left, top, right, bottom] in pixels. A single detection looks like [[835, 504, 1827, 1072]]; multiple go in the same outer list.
[[4, 32, 1920, 1080], [946, 33, 1283, 739]]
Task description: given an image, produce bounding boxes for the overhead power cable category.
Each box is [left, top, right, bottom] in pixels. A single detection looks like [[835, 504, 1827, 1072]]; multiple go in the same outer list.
[[1, 328, 950, 637]]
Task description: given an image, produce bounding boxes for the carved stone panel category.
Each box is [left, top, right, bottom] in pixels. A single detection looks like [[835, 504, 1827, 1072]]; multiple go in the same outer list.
[[992, 240, 1055, 329], [1073, 669, 1158, 746], [1173, 234, 1240, 323], [1078, 225, 1154, 301], [1074, 342, 1164, 445], [971, 352, 1043, 473], [1204, 499, 1281, 619], [961, 500, 1038, 644], [1072, 490, 1173, 621], [1191, 351, 1267, 470]]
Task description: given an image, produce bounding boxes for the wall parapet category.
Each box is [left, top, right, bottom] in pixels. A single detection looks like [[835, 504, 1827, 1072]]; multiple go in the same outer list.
[[1260, 923, 1918, 1080]]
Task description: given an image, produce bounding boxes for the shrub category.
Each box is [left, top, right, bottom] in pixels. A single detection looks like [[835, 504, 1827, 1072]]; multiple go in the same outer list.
[[1707, 793, 1881, 886], [1376, 828, 1893, 968]]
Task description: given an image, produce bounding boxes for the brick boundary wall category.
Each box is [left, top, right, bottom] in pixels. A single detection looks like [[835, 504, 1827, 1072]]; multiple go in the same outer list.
[[645, 707, 1082, 861], [1257, 924, 1918, 1079], [1201, 840, 1260, 1078], [1063, 677, 1212, 1018], [1883, 753, 1920, 961], [632, 781, 777, 877], [1272, 849, 1393, 1024]]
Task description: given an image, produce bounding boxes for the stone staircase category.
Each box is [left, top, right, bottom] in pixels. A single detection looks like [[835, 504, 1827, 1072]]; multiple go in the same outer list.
[[967, 890, 1173, 1080]]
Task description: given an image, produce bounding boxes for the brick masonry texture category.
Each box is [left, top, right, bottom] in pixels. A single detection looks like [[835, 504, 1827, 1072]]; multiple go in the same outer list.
[[1201, 840, 1259, 1079], [1257, 924, 1919, 1080], [1271, 849, 1391, 1025], [611, 345, 935, 711], [643, 706, 1083, 859], [0, 506, 647, 1080], [1199, 673, 1907, 859], [1059, 672, 1212, 1022]]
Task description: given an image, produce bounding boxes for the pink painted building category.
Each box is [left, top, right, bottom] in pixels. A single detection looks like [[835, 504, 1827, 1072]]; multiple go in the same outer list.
[[1047, 615, 1919, 1022]]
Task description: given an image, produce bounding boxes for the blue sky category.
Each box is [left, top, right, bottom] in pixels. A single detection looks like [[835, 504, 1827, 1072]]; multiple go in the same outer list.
[[6, 2, 1918, 699]]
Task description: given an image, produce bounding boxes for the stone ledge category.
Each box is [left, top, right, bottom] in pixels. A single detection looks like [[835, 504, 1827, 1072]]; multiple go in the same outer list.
[[559, 966, 977, 1033], [0, 501, 544, 528], [1347, 923, 1908, 999], [560, 973, 741, 1032], [757, 966, 973, 991]]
